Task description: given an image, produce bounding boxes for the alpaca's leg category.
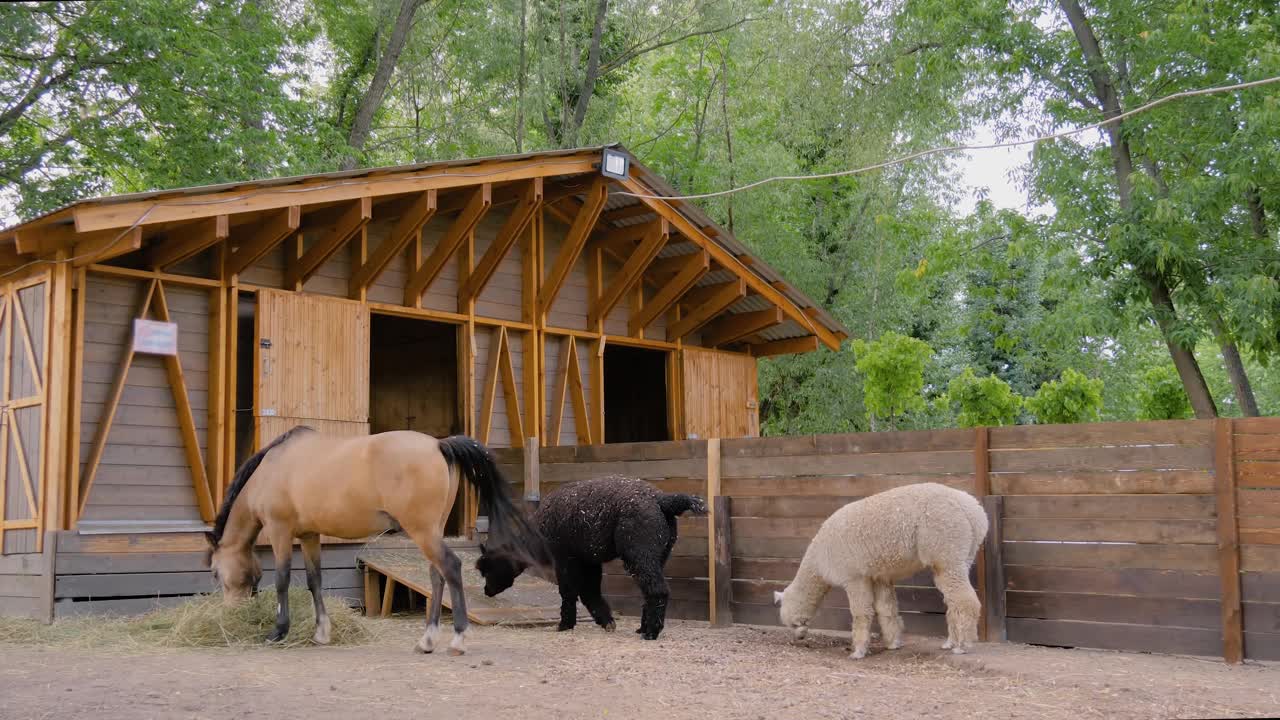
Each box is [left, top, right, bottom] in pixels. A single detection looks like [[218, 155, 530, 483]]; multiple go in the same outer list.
[[616, 513, 672, 639], [300, 534, 331, 645], [578, 563, 616, 631], [631, 569, 670, 640], [845, 578, 875, 659], [555, 560, 582, 632], [872, 580, 903, 650], [934, 565, 980, 654]]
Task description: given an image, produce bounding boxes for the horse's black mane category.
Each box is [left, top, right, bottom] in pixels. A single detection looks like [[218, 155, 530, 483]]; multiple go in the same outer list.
[[210, 425, 314, 545]]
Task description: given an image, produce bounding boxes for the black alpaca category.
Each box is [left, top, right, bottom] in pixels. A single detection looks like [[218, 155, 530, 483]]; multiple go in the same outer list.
[[476, 475, 706, 640]]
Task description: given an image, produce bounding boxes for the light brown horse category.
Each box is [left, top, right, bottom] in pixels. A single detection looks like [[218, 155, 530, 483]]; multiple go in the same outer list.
[[204, 426, 550, 654]]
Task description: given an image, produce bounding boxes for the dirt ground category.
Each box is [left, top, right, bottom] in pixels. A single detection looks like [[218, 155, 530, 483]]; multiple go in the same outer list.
[[1, 616, 1277, 720]]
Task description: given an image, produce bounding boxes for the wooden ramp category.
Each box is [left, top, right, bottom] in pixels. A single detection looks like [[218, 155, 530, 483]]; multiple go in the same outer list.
[[359, 547, 566, 626]]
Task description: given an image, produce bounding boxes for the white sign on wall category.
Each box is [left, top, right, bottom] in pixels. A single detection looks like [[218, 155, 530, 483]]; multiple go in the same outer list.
[[132, 319, 178, 356]]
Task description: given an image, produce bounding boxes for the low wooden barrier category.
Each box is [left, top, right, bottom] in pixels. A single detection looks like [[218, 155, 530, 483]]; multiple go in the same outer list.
[[494, 417, 1280, 663]]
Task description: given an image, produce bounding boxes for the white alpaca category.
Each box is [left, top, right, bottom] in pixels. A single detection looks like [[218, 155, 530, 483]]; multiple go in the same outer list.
[[772, 482, 988, 659]]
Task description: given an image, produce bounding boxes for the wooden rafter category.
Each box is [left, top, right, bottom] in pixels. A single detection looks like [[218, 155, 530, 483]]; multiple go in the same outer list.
[[150, 215, 229, 270], [458, 179, 542, 304], [15, 224, 136, 258], [588, 219, 668, 329], [77, 279, 215, 522], [537, 177, 609, 318], [349, 189, 436, 298], [285, 197, 372, 288], [548, 336, 591, 445], [702, 306, 784, 347], [404, 184, 492, 306], [69, 227, 142, 268], [750, 335, 819, 357], [224, 206, 301, 277], [667, 277, 746, 341], [679, 280, 739, 310], [629, 250, 709, 336]]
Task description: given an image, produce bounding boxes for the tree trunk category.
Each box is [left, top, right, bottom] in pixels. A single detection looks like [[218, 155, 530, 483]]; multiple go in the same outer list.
[[341, 0, 427, 170], [563, 0, 609, 148], [718, 40, 736, 235], [1058, 0, 1217, 417], [1209, 311, 1260, 416], [515, 0, 527, 152]]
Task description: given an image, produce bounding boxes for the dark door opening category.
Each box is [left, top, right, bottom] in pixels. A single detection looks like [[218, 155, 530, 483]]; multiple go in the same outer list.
[[370, 314, 465, 535], [603, 345, 670, 443], [233, 292, 256, 469]]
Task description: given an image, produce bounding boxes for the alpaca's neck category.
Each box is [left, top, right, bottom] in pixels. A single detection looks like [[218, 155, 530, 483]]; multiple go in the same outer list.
[[786, 552, 830, 616]]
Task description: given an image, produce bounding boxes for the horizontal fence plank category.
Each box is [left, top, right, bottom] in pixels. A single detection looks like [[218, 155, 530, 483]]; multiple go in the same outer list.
[[990, 445, 1212, 473], [1004, 541, 1218, 571], [1238, 462, 1280, 489], [730, 496, 856, 519], [540, 458, 707, 483], [0, 596, 44, 619], [732, 579, 945, 614], [1238, 488, 1280, 517], [990, 420, 1211, 450], [602, 556, 706, 578], [57, 532, 209, 554], [724, 475, 974, 498], [1245, 632, 1280, 661], [1003, 518, 1217, 545], [1242, 545, 1280, 572], [722, 450, 973, 478], [991, 470, 1213, 495], [730, 602, 947, 637], [731, 517, 824, 539], [731, 536, 810, 559], [1242, 572, 1280, 603], [1006, 617, 1221, 657], [0, 574, 45, 598], [1005, 565, 1221, 600], [1006, 591, 1220, 630], [57, 547, 362, 575], [1238, 521, 1280, 545], [0, 553, 43, 574], [54, 588, 363, 618], [731, 557, 940, 588], [602, 575, 707, 602], [1234, 417, 1280, 435], [57, 568, 363, 599], [720, 429, 973, 459], [1236, 433, 1280, 461], [1243, 601, 1280, 634], [606, 595, 707, 622], [1003, 495, 1215, 519]]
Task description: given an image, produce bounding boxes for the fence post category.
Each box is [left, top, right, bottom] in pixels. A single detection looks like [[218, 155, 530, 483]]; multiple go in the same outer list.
[[973, 426, 992, 641], [523, 438, 540, 512], [1214, 418, 1243, 664], [706, 438, 732, 627], [981, 495, 1006, 642]]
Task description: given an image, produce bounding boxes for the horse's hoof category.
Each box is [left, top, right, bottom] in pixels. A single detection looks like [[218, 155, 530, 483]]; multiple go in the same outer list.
[[312, 634, 331, 646], [941, 639, 954, 650], [602, 621, 616, 632], [415, 641, 434, 654], [265, 632, 286, 644]]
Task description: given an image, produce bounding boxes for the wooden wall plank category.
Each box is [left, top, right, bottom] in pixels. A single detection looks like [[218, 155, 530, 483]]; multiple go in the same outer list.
[[1006, 617, 1222, 657], [989, 444, 1212, 473], [991, 470, 1213, 495]]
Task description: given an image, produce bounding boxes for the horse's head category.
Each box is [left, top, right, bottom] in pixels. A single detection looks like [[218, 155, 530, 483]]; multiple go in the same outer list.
[[475, 543, 529, 597], [203, 532, 262, 605]]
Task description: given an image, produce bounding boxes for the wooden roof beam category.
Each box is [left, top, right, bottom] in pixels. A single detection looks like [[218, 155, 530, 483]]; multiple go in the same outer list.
[[285, 197, 372, 288], [459, 179, 542, 304], [149, 215, 229, 270], [750, 335, 819, 357], [71, 227, 143, 268], [702, 306, 785, 348], [679, 280, 739, 309], [629, 249, 709, 336], [588, 219, 668, 329], [349, 190, 436, 299], [614, 175, 842, 351], [224, 206, 301, 277], [667, 277, 746, 341], [404, 184, 491, 306], [538, 176, 609, 318]]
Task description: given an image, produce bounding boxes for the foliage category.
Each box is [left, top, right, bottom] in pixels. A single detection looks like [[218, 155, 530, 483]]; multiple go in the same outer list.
[[1138, 366, 1194, 420], [947, 368, 1023, 428], [1026, 369, 1104, 425], [851, 332, 934, 423]]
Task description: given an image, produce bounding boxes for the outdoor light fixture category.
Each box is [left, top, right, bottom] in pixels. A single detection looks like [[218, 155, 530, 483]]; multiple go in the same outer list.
[[601, 147, 629, 180]]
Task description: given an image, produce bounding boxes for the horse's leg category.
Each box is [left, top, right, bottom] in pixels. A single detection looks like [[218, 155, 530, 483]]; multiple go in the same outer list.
[[872, 579, 903, 650], [300, 534, 330, 645], [265, 525, 294, 643], [416, 565, 446, 654], [438, 544, 471, 655], [577, 562, 615, 631], [846, 577, 875, 659]]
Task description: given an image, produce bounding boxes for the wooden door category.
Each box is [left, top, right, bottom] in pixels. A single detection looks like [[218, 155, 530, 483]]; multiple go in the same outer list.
[[680, 347, 758, 440], [254, 290, 370, 446], [0, 276, 49, 554]]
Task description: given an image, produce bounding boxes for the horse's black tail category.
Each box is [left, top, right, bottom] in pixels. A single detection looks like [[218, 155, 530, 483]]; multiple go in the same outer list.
[[438, 435, 553, 569], [658, 493, 708, 518]]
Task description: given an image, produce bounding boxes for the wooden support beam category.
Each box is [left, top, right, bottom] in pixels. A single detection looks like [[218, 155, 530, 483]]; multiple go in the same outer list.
[[594, 220, 661, 256], [538, 177, 609, 318], [1215, 417, 1243, 664], [404, 184, 491, 306], [629, 250, 709, 336], [749, 335, 819, 357], [588, 219, 668, 329], [478, 327, 505, 445], [646, 252, 696, 279], [150, 215, 229, 270], [667, 278, 745, 341], [285, 197, 371, 288], [974, 426, 991, 641], [679, 281, 737, 310], [981, 495, 1006, 642], [16, 223, 138, 257], [548, 336, 591, 446], [702, 306, 784, 348], [349, 190, 436, 298], [41, 255, 72, 534], [458, 179, 542, 304], [71, 227, 142, 267], [523, 441, 540, 508], [706, 438, 731, 627], [224, 206, 301, 277]]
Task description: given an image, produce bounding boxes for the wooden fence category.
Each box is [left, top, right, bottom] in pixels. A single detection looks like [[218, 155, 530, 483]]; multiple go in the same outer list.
[[494, 417, 1280, 663]]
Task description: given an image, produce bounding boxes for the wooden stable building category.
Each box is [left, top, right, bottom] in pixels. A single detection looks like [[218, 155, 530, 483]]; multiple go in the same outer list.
[[0, 145, 847, 619]]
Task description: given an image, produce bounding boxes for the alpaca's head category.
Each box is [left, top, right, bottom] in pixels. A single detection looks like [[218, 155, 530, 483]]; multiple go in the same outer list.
[[774, 586, 812, 640], [475, 543, 529, 597]]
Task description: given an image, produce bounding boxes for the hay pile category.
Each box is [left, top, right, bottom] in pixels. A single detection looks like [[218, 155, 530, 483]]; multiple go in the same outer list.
[[0, 587, 373, 650]]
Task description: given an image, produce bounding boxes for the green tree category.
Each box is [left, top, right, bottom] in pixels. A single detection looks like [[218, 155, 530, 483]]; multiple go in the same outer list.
[[852, 332, 934, 427], [1027, 369, 1104, 424], [947, 368, 1023, 427], [1138, 365, 1194, 420]]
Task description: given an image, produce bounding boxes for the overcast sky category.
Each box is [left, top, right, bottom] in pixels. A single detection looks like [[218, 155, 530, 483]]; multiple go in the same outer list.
[[952, 122, 1035, 214]]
